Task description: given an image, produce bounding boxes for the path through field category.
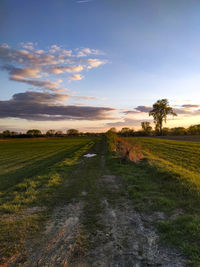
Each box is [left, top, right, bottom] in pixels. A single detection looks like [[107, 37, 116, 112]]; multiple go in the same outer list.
[[9, 139, 186, 267]]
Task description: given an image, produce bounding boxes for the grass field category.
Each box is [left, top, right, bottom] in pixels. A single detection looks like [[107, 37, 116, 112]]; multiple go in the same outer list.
[[117, 137, 200, 265], [1, 136, 200, 265], [0, 137, 94, 263], [129, 137, 200, 189]]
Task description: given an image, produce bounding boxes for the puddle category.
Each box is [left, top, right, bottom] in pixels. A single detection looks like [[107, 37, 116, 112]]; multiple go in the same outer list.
[[83, 153, 97, 158]]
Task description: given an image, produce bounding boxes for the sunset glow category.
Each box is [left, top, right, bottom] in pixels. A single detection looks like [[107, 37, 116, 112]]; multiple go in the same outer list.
[[1, 0, 200, 132]]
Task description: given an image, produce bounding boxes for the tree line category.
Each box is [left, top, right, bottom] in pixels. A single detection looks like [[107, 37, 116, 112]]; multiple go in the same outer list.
[[108, 124, 200, 137], [0, 129, 101, 138], [1, 123, 200, 138]]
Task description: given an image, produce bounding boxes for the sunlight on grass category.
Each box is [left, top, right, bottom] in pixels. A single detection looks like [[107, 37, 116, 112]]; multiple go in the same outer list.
[[0, 137, 95, 264]]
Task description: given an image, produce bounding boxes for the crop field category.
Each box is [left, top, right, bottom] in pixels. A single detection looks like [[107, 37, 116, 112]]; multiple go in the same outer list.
[[0, 137, 94, 263], [129, 137, 200, 189]]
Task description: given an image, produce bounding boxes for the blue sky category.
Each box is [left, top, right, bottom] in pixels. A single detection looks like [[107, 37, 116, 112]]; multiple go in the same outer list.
[[1, 0, 200, 132]]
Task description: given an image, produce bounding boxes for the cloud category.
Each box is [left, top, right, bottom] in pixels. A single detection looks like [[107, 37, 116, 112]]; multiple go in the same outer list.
[[3, 65, 42, 79], [181, 104, 200, 109], [106, 118, 145, 127], [48, 65, 83, 74], [123, 106, 152, 115], [123, 110, 140, 115], [72, 95, 99, 101], [49, 45, 61, 53], [68, 74, 84, 80], [10, 75, 64, 92], [172, 108, 190, 115], [135, 106, 152, 113], [87, 59, 106, 69], [20, 42, 36, 50], [12, 91, 69, 104], [0, 43, 107, 91], [76, 0, 94, 3], [0, 45, 60, 66], [0, 91, 115, 121], [77, 48, 104, 57]]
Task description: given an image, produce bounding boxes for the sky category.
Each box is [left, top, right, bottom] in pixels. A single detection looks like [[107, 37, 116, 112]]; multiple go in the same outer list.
[[0, 0, 200, 132]]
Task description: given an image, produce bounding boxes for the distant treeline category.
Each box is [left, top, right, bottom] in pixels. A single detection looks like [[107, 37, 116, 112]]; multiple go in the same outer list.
[[0, 129, 101, 138], [1, 124, 200, 138], [109, 123, 200, 137]]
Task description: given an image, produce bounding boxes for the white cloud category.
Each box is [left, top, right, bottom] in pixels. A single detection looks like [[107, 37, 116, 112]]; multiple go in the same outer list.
[[68, 74, 84, 80], [0, 43, 107, 91], [49, 45, 61, 53], [49, 65, 84, 74], [20, 42, 36, 50], [87, 59, 106, 69]]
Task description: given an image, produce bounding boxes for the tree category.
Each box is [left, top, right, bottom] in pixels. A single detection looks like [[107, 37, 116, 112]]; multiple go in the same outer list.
[[187, 124, 200, 135], [55, 131, 63, 136], [119, 127, 134, 137], [162, 127, 170, 136], [67, 129, 79, 136], [141, 122, 152, 136], [26, 129, 42, 136], [46, 129, 56, 136], [149, 99, 177, 135], [107, 127, 117, 133], [170, 127, 186, 136]]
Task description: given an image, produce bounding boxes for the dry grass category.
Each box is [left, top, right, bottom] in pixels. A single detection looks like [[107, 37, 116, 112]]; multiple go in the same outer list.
[[107, 132, 143, 162]]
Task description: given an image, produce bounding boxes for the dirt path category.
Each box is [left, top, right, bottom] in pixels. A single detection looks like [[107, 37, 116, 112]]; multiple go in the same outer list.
[[7, 139, 186, 266], [80, 173, 186, 266]]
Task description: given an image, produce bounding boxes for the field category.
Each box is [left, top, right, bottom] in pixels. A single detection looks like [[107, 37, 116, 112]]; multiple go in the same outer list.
[[1, 136, 200, 266], [152, 135, 200, 142], [0, 137, 94, 263], [129, 137, 200, 188]]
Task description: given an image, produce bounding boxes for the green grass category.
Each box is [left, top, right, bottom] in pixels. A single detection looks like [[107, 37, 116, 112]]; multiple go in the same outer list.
[[0, 137, 95, 264], [129, 137, 200, 189], [107, 136, 200, 266], [1, 136, 200, 265]]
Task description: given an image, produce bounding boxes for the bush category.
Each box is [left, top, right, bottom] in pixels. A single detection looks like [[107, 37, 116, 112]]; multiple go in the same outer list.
[[106, 132, 143, 162]]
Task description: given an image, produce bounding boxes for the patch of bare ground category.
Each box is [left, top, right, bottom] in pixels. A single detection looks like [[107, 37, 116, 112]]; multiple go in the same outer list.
[[6, 202, 83, 267], [25, 202, 83, 267], [79, 174, 186, 267]]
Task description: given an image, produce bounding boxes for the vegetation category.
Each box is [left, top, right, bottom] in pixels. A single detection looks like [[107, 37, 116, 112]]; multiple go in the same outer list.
[[67, 129, 80, 136], [0, 137, 94, 263], [26, 129, 42, 136], [149, 99, 177, 135], [129, 137, 200, 188], [1, 123, 200, 139], [106, 131, 143, 162], [141, 121, 152, 135], [107, 136, 200, 265]]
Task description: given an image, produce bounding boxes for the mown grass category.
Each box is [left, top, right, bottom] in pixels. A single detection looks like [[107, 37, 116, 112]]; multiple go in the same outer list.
[[0, 137, 95, 264], [129, 137, 200, 189], [107, 136, 200, 266]]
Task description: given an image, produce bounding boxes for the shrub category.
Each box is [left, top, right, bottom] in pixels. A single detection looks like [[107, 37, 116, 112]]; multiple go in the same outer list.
[[106, 132, 143, 162]]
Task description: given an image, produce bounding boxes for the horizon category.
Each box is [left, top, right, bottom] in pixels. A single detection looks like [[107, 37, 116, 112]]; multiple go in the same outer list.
[[1, 0, 200, 132]]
